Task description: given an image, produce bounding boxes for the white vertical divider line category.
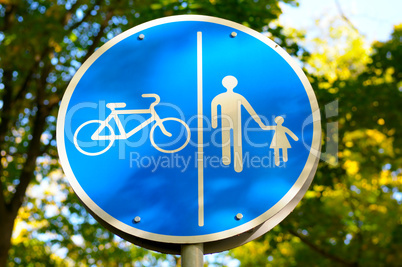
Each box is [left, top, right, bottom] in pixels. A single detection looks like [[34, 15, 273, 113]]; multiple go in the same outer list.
[[197, 31, 204, 227]]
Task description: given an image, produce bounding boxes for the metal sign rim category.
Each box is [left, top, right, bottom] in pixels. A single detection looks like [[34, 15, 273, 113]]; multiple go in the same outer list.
[[56, 14, 321, 246]]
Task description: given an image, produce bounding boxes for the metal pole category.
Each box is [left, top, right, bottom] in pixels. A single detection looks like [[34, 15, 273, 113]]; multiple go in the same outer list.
[[181, 243, 204, 267]]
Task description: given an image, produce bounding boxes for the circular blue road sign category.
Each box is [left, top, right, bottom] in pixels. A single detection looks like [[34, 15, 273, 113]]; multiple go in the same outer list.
[[57, 15, 321, 254]]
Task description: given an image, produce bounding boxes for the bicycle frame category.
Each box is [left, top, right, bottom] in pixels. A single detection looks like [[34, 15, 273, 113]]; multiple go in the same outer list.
[[91, 94, 171, 140]]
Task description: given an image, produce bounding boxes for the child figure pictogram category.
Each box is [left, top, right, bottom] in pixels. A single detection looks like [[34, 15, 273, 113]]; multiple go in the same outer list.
[[264, 116, 299, 166]]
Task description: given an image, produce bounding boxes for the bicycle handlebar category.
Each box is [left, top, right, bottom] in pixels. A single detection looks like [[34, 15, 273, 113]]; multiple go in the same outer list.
[[142, 94, 160, 105]]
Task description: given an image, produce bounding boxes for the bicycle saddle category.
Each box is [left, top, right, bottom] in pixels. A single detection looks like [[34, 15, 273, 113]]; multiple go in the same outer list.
[[106, 103, 126, 109]]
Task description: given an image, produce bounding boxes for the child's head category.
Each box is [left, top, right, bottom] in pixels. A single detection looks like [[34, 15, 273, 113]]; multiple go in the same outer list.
[[274, 116, 284, 125]]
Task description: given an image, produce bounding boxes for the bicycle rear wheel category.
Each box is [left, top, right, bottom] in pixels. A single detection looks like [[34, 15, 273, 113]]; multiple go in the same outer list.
[[74, 120, 115, 156]]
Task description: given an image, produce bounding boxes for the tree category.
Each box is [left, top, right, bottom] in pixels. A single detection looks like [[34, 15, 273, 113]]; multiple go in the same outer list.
[[0, 0, 299, 265], [231, 23, 402, 266]]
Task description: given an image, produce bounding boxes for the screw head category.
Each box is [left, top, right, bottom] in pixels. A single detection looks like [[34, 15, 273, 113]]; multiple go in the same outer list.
[[133, 216, 141, 223], [235, 213, 243, 220], [138, 34, 145, 40], [230, 32, 237, 38]]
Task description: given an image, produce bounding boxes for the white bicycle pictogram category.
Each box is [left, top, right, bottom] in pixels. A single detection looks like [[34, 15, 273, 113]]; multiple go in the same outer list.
[[73, 94, 191, 156]]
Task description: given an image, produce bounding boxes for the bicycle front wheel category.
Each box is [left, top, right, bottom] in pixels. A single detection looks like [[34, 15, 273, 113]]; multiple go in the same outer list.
[[150, 118, 191, 153], [74, 120, 115, 156]]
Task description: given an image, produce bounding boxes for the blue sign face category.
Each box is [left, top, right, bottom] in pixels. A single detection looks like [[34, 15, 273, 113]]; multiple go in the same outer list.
[[57, 15, 321, 252]]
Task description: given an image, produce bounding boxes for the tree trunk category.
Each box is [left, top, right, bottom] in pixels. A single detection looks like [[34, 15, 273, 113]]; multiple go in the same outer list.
[[0, 211, 15, 267]]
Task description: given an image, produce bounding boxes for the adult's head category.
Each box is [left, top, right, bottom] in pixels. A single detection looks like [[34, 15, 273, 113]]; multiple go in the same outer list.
[[222, 75, 238, 92]]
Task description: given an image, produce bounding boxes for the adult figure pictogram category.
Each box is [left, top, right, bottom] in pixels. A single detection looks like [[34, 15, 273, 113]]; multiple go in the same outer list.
[[211, 75, 266, 172]]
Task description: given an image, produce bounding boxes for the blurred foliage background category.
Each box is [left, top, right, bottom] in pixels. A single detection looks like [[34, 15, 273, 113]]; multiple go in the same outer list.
[[0, 0, 401, 266]]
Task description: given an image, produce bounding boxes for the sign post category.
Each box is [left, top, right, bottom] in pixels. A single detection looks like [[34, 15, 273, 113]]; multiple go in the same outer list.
[[182, 244, 203, 267], [57, 15, 321, 262]]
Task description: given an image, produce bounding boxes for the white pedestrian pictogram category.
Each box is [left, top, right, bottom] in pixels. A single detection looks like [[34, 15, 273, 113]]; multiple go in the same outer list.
[[212, 75, 299, 170]]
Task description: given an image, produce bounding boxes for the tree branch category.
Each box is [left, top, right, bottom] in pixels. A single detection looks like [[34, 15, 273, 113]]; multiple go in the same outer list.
[[288, 229, 356, 266], [0, 69, 14, 214], [61, 0, 82, 26], [0, 177, 6, 216], [13, 47, 50, 102], [342, 181, 364, 264], [8, 58, 53, 216], [67, 0, 103, 31], [0, 3, 16, 32], [9, 107, 48, 215], [81, 10, 113, 63], [335, 0, 359, 34], [0, 70, 14, 144]]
